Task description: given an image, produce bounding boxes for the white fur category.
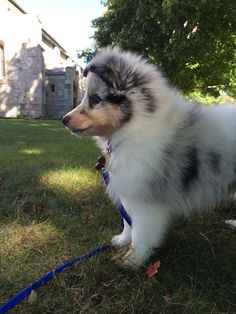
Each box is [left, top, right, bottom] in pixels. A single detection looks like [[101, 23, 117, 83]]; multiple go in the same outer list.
[[64, 48, 236, 268], [94, 49, 236, 267], [106, 104, 236, 267]]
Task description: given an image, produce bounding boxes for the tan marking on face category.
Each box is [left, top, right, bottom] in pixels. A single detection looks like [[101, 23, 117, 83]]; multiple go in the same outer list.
[[67, 109, 92, 130], [66, 103, 126, 136]]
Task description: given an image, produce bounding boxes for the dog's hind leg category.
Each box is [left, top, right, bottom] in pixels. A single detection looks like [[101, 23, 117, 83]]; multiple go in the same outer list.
[[111, 220, 131, 247], [123, 204, 170, 268]]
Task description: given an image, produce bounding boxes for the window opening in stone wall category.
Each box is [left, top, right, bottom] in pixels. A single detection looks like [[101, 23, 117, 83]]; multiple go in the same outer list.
[[0, 44, 5, 78], [50, 84, 55, 93]]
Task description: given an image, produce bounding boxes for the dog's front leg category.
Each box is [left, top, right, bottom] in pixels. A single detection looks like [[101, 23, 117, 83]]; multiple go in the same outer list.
[[123, 203, 170, 268], [111, 220, 131, 247]]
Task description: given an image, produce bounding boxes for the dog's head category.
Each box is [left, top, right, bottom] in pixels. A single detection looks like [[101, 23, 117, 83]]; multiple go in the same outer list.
[[62, 47, 157, 137]]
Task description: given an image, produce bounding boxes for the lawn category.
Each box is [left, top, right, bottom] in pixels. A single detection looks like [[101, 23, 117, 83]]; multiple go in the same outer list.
[[0, 119, 235, 313]]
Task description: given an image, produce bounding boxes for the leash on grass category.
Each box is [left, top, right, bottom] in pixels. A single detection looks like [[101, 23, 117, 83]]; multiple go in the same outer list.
[[0, 156, 132, 314], [0, 245, 111, 313]]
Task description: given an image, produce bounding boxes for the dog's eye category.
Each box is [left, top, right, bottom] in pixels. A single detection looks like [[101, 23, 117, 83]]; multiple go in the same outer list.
[[106, 94, 127, 104], [88, 94, 102, 107]]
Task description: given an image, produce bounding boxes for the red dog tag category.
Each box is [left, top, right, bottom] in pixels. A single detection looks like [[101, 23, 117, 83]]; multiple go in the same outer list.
[[95, 156, 106, 171]]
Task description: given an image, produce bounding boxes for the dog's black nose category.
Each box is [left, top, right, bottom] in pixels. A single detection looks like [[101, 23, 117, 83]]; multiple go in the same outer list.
[[62, 115, 71, 125]]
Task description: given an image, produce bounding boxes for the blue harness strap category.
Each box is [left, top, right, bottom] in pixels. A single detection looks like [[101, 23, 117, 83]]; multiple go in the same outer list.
[[102, 171, 132, 227]]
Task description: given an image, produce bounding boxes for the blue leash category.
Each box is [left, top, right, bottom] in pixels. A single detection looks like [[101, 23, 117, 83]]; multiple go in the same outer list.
[[0, 245, 111, 313], [0, 168, 131, 313]]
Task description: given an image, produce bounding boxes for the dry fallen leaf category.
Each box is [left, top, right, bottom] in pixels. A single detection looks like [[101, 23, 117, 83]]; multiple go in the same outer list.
[[84, 214, 94, 223], [162, 293, 173, 305], [28, 290, 37, 304], [145, 261, 161, 278]]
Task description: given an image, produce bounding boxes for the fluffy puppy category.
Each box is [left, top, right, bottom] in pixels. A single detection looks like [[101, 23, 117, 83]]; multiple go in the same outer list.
[[62, 47, 235, 268]]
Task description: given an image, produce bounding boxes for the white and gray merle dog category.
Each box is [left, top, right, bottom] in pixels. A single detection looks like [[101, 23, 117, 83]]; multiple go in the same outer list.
[[62, 47, 235, 268]]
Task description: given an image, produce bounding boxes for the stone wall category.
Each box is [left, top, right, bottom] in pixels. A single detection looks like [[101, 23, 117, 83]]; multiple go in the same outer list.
[[0, 2, 84, 119], [0, 10, 45, 118], [0, 44, 45, 118], [45, 67, 83, 119]]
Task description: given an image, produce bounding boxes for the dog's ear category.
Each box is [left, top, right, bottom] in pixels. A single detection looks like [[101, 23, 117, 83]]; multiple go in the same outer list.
[[83, 65, 90, 78], [85, 62, 123, 91]]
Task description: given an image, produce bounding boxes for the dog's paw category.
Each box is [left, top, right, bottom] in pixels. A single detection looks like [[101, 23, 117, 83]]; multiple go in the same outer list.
[[123, 248, 149, 269], [111, 234, 131, 247]]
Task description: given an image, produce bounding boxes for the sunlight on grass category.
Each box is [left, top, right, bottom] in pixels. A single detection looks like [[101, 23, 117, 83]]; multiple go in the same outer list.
[[40, 168, 100, 196], [0, 221, 62, 257], [27, 123, 54, 127], [21, 148, 43, 155]]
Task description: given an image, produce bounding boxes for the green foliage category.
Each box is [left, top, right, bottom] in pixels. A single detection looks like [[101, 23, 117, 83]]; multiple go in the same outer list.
[[92, 0, 236, 95], [77, 46, 98, 64], [186, 91, 236, 105]]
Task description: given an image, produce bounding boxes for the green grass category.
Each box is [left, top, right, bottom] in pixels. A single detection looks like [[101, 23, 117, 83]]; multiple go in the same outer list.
[[0, 119, 235, 313]]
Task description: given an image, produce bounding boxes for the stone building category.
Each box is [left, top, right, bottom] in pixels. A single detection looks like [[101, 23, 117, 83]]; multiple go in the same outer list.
[[0, 0, 84, 118]]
